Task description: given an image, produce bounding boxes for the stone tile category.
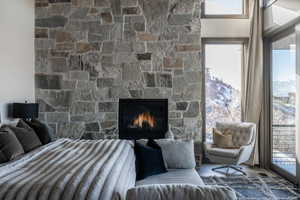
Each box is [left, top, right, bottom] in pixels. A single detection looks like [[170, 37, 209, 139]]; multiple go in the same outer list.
[[156, 73, 172, 88], [49, 0, 71, 3], [184, 71, 201, 83], [94, 0, 110, 7], [35, 28, 48, 38], [170, 0, 195, 14], [70, 8, 89, 19], [137, 32, 158, 41], [163, 57, 183, 68], [169, 111, 182, 119], [111, 0, 121, 15], [57, 122, 85, 139], [72, 0, 93, 7], [85, 122, 100, 132], [121, 63, 141, 81], [143, 72, 155, 87], [50, 50, 70, 57], [70, 71, 89, 80], [175, 44, 201, 52], [76, 42, 96, 53], [101, 12, 113, 24], [168, 14, 192, 25], [36, 16, 68, 28], [55, 43, 75, 51], [71, 102, 95, 114], [49, 58, 68, 72], [35, 39, 55, 49], [98, 102, 118, 112], [176, 102, 188, 111], [122, 7, 140, 15], [37, 99, 56, 112], [102, 41, 114, 53], [70, 113, 105, 122], [104, 112, 118, 121], [144, 88, 162, 98], [46, 112, 69, 123], [129, 90, 143, 98], [120, 0, 137, 7], [36, 90, 73, 108], [35, 74, 63, 89], [183, 101, 200, 117], [169, 118, 184, 127], [136, 53, 151, 60], [97, 78, 114, 88], [100, 121, 117, 129]]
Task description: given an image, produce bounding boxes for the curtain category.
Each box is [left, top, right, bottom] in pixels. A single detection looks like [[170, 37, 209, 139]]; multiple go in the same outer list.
[[241, 0, 264, 165]]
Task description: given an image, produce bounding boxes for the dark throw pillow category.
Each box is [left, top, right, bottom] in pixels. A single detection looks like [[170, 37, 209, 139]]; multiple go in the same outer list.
[[25, 119, 54, 144], [135, 141, 167, 181], [3, 121, 42, 153], [0, 130, 24, 161], [0, 150, 7, 164]]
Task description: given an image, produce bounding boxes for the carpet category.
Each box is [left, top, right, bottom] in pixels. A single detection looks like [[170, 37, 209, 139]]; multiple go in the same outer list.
[[201, 175, 300, 200]]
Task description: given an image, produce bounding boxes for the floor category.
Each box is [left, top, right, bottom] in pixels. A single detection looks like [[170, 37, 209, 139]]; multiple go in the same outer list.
[[272, 158, 296, 176], [198, 164, 279, 178]]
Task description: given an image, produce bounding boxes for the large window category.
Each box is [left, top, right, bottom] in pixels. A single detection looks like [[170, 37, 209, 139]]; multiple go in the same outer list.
[[204, 0, 248, 17], [204, 42, 243, 141], [271, 31, 297, 177]]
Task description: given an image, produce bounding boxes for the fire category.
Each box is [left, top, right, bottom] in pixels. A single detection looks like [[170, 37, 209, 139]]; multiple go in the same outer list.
[[132, 112, 156, 128]]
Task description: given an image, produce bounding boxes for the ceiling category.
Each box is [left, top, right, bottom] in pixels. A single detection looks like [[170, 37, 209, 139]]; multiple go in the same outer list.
[[275, 0, 300, 12]]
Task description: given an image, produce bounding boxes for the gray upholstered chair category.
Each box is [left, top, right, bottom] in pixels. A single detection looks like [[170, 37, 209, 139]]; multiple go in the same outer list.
[[204, 122, 256, 175]]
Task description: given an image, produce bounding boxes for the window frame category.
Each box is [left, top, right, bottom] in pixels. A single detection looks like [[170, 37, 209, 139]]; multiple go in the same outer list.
[[202, 0, 249, 19], [201, 38, 247, 142], [265, 25, 299, 185]]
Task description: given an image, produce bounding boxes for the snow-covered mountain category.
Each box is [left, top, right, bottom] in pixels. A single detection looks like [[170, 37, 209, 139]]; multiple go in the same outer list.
[[273, 80, 296, 97]]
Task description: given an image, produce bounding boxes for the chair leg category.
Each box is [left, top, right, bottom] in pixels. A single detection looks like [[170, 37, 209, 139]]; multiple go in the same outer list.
[[212, 165, 247, 176], [212, 165, 230, 171], [229, 165, 247, 176]]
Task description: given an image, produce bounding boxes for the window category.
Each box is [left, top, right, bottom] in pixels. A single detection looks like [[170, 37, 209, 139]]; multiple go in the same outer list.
[[204, 42, 243, 141], [271, 31, 297, 177], [204, 0, 248, 17]]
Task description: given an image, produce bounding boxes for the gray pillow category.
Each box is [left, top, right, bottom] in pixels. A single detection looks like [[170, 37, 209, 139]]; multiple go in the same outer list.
[[0, 130, 24, 160], [3, 122, 42, 152], [156, 140, 196, 169]]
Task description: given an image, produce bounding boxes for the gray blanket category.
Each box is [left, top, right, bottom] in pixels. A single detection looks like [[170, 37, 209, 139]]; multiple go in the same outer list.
[[0, 139, 136, 200], [126, 184, 237, 200]]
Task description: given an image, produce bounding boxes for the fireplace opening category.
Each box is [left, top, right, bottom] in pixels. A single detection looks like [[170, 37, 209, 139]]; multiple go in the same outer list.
[[119, 99, 168, 140], [130, 112, 156, 129]]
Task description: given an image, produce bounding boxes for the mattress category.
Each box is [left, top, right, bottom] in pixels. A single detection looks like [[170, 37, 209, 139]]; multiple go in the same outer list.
[[0, 139, 136, 200]]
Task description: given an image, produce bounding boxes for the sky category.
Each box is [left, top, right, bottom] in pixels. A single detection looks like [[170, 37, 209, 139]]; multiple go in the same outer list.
[[272, 49, 296, 82], [205, 0, 243, 15], [205, 44, 242, 90]]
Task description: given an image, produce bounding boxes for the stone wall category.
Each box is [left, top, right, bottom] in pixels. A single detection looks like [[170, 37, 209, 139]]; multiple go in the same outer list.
[[35, 0, 203, 140]]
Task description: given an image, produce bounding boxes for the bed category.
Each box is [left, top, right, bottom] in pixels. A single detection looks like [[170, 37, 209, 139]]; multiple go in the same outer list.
[[0, 139, 136, 200]]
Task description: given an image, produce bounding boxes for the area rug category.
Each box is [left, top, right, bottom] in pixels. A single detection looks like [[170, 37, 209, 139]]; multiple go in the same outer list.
[[201, 175, 300, 200]]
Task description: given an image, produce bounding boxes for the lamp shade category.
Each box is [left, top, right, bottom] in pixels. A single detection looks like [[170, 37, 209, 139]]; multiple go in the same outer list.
[[12, 103, 39, 119]]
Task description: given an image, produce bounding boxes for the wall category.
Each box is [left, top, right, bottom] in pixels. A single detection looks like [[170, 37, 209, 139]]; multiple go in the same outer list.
[[0, 0, 35, 124], [264, 0, 300, 33], [201, 18, 250, 38], [35, 0, 202, 140]]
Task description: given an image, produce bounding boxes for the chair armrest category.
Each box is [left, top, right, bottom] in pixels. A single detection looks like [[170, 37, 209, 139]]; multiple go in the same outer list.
[[237, 144, 254, 164]]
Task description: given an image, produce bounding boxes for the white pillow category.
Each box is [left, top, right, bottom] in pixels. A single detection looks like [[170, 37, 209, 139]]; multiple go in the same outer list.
[[156, 140, 196, 169]]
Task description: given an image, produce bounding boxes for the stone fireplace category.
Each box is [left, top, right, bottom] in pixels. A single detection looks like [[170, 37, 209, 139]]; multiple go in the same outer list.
[[34, 0, 202, 140], [119, 99, 168, 139]]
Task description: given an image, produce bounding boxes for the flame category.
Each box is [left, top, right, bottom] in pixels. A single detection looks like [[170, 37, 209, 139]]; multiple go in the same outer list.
[[132, 112, 156, 128]]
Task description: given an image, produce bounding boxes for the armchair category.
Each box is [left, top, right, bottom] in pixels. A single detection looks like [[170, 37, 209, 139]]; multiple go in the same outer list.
[[204, 122, 256, 175]]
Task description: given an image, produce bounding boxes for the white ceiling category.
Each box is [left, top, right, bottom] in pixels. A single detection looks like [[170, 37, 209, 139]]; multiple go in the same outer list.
[[275, 0, 300, 12]]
